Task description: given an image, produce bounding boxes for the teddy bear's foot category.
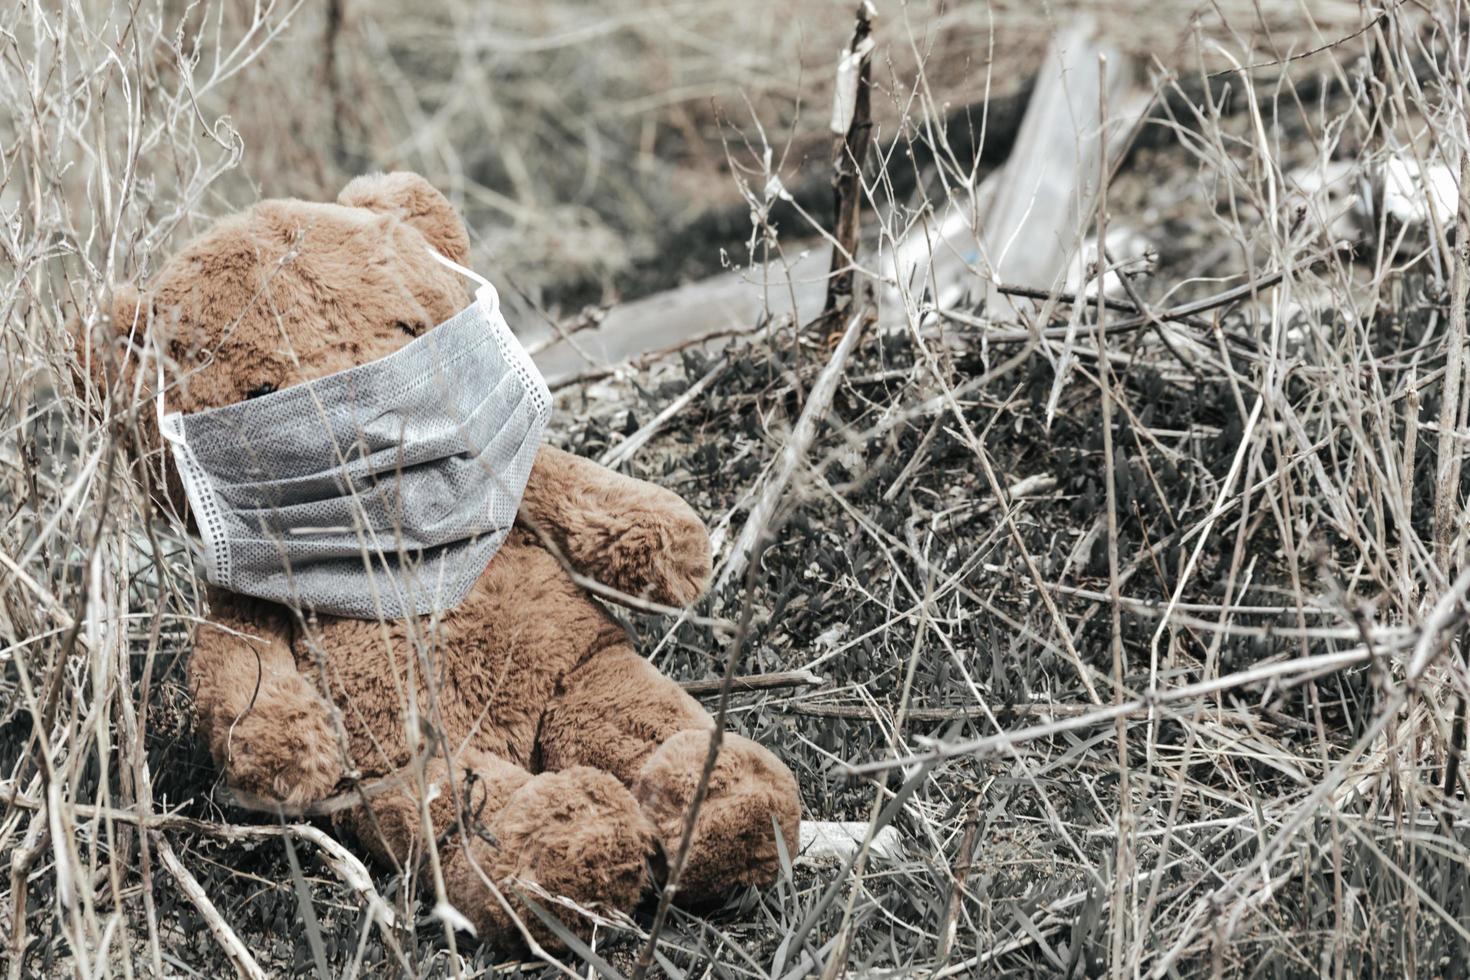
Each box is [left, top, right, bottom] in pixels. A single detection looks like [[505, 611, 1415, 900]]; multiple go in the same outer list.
[[215, 680, 344, 805], [633, 730, 801, 907], [443, 766, 655, 948]]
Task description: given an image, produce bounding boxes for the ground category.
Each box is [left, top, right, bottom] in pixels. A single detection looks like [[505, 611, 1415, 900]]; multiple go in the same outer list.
[[5, 1, 1470, 977]]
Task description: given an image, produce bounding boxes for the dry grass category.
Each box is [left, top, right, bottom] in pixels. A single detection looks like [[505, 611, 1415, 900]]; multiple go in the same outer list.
[[5, 0, 1470, 977]]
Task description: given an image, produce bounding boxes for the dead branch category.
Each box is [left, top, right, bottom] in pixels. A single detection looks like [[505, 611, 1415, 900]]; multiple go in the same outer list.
[[715, 305, 874, 591], [681, 668, 825, 696], [155, 833, 266, 980], [599, 362, 728, 468], [822, 4, 876, 322]]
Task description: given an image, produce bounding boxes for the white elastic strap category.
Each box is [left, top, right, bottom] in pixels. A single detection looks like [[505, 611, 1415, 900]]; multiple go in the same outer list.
[[151, 341, 225, 583], [426, 247, 500, 316], [155, 343, 184, 445]]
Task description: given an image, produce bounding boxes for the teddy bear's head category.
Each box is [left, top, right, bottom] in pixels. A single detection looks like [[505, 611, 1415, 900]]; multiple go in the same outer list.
[[72, 172, 483, 519], [91, 172, 475, 421]]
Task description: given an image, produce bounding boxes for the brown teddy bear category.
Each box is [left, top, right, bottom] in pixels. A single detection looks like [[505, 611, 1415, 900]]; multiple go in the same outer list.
[[82, 172, 801, 944]]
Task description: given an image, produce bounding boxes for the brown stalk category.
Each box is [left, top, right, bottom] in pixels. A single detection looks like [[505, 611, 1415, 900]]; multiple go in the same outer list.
[[821, 4, 875, 327]]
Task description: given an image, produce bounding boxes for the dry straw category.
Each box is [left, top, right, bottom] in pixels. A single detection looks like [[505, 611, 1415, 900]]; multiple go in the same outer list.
[[4, 0, 1470, 977]]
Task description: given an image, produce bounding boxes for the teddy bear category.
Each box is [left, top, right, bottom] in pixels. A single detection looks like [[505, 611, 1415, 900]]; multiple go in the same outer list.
[[79, 172, 801, 944]]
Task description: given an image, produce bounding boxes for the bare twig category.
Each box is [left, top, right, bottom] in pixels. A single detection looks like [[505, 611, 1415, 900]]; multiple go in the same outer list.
[[680, 668, 825, 696], [715, 307, 873, 590], [599, 362, 727, 469], [822, 3, 876, 322], [155, 833, 266, 980]]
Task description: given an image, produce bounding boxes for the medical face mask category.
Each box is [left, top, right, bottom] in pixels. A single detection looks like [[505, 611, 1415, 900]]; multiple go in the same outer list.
[[155, 250, 552, 620]]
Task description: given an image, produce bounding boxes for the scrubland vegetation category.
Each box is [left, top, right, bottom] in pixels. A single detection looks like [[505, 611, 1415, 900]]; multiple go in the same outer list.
[[5, 1, 1470, 976]]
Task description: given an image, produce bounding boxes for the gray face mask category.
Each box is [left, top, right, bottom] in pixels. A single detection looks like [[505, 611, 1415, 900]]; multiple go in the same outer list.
[[156, 251, 551, 620]]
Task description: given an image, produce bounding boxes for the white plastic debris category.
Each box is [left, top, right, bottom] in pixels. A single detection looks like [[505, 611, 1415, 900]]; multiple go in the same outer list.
[[982, 22, 1131, 319], [797, 820, 904, 867], [1381, 156, 1459, 225], [884, 199, 987, 314], [814, 622, 850, 652], [1285, 159, 1360, 241], [829, 6, 877, 135], [1289, 158, 1356, 198], [1062, 227, 1155, 300], [1287, 156, 1460, 234], [430, 900, 477, 937], [583, 381, 623, 403]]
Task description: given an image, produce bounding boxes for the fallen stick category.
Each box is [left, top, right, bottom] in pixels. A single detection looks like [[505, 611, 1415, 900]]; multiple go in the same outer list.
[[783, 700, 1304, 732], [6, 812, 46, 980], [995, 283, 1215, 331], [522, 304, 607, 357], [936, 794, 982, 968], [846, 632, 1415, 775], [680, 668, 824, 696], [932, 239, 1355, 345], [279, 823, 396, 927], [787, 701, 1118, 722], [599, 362, 727, 469], [714, 305, 873, 591], [155, 832, 266, 980]]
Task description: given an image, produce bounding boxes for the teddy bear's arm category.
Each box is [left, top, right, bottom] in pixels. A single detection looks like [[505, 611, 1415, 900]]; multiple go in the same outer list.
[[189, 591, 345, 805], [518, 445, 713, 607]]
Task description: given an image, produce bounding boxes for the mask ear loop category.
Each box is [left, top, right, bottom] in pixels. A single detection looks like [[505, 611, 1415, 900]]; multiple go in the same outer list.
[[425, 247, 500, 317], [150, 335, 216, 575], [155, 336, 185, 446]]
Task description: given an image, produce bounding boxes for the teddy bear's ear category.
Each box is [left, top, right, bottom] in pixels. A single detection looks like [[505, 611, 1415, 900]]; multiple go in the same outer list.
[[108, 284, 148, 341], [337, 172, 471, 265], [67, 285, 152, 399]]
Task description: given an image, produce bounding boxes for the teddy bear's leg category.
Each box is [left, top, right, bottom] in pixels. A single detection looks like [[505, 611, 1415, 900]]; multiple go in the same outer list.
[[518, 446, 714, 607], [190, 593, 344, 805], [338, 746, 654, 947], [538, 646, 801, 907]]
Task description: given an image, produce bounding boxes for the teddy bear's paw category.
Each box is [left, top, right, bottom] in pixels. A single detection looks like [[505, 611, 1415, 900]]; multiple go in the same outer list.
[[444, 766, 655, 949], [634, 730, 801, 907], [649, 511, 715, 606], [218, 693, 345, 806], [596, 509, 712, 608]]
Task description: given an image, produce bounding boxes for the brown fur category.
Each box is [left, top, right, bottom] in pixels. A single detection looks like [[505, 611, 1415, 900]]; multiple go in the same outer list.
[[79, 173, 800, 946]]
